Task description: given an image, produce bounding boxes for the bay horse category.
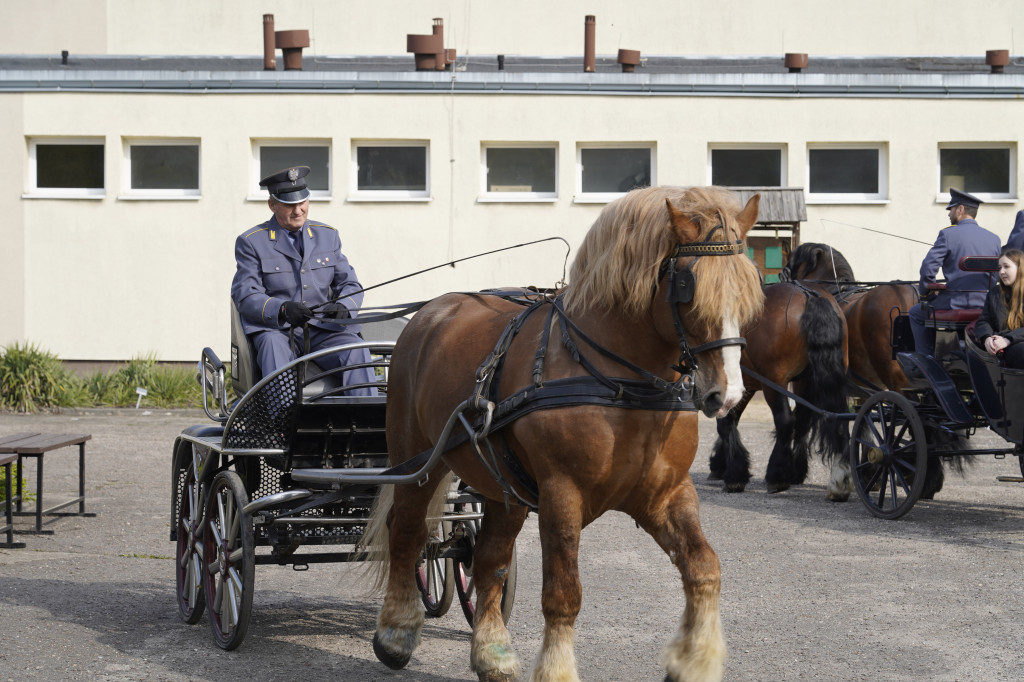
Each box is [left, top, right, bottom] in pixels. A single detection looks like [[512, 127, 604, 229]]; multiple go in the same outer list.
[[782, 242, 960, 499], [366, 186, 764, 681], [709, 281, 853, 499]]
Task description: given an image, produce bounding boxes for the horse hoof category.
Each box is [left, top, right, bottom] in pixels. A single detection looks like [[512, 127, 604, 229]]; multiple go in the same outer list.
[[708, 470, 724, 481], [373, 632, 412, 670], [766, 481, 790, 494], [826, 491, 850, 502], [479, 672, 515, 682], [722, 482, 746, 493]]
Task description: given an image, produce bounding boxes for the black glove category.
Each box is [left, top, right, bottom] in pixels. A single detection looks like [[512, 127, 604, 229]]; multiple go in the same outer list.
[[321, 302, 350, 319], [279, 301, 313, 327]]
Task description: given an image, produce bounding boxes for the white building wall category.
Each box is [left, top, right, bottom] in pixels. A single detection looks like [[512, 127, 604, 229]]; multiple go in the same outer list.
[[9, 1, 1024, 59], [9, 87, 1024, 360]]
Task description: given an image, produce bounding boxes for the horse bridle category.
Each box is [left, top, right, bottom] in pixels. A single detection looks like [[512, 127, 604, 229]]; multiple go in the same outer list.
[[661, 224, 749, 373]]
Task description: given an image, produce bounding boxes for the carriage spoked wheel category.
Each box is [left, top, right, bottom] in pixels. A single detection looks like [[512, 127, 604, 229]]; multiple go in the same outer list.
[[175, 453, 206, 624], [416, 518, 454, 617], [452, 501, 517, 626], [849, 390, 928, 519], [202, 470, 255, 650]]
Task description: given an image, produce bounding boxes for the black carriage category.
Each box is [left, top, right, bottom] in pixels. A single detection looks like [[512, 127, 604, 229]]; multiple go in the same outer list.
[[169, 313, 516, 650], [846, 256, 1024, 519]]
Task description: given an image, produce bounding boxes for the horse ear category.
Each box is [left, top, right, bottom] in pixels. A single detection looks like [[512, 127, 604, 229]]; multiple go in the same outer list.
[[665, 198, 701, 243], [735, 194, 760, 238]]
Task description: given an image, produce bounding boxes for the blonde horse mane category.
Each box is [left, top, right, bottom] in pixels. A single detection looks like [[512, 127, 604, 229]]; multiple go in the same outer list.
[[562, 186, 763, 326]]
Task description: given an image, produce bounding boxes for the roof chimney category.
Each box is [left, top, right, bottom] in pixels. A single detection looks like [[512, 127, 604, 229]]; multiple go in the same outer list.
[[262, 14, 276, 70], [986, 49, 1010, 73], [584, 16, 596, 73], [276, 29, 310, 70], [784, 53, 808, 73], [617, 49, 641, 73], [407, 18, 456, 71]]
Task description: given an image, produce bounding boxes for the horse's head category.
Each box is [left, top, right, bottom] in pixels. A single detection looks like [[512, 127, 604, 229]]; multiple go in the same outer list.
[[662, 190, 764, 417], [783, 242, 856, 283]]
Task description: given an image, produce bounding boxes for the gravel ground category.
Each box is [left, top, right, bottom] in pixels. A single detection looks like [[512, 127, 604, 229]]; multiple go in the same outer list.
[[1, 404, 1023, 681]]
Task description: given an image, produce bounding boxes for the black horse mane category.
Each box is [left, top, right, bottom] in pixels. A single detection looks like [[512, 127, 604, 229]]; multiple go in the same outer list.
[[789, 242, 857, 282]]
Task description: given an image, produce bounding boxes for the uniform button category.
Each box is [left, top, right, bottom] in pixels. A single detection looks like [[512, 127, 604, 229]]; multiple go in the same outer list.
[[275, 266, 280, 271], [302, 284, 309, 289], [301, 268, 306, 274]]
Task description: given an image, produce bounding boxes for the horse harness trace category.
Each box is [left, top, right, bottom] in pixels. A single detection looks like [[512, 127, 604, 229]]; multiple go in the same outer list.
[[430, 227, 752, 512]]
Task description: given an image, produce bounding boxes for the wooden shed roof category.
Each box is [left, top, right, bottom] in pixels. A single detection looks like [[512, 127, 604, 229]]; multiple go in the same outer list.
[[730, 187, 806, 224]]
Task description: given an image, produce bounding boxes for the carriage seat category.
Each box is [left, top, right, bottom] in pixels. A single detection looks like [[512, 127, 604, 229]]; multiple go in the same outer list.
[[930, 308, 982, 323]]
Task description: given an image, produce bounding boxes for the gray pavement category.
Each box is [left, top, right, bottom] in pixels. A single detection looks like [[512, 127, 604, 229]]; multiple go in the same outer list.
[[1, 404, 1023, 681]]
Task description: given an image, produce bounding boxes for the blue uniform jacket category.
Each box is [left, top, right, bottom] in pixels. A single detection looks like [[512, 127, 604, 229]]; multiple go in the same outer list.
[[918, 218, 1000, 309], [230, 216, 364, 335], [1004, 210, 1024, 251]]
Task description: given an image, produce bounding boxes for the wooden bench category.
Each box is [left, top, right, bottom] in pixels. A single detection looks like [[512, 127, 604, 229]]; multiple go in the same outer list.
[[0, 432, 95, 534], [1, 450, 25, 548]]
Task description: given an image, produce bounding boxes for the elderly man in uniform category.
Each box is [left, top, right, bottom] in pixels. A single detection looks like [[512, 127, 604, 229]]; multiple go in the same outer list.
[[908, 188, 1001, 356], [231, 166, 377, 395]]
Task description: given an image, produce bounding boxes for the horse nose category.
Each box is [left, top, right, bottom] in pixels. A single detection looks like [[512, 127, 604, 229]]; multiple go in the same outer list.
[[700, 389, 724, 418]]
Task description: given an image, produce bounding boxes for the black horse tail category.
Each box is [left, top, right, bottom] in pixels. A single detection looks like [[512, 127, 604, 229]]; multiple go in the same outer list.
[[794, 295, 849, 462]]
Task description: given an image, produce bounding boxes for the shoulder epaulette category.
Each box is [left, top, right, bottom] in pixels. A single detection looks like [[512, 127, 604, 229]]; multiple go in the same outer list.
[[244, 226, 269, 239], [308, 220, 337, 232]]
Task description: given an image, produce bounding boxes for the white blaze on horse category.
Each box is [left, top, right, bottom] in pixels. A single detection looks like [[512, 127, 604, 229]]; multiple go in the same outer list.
[[364, 186, 764, 681]]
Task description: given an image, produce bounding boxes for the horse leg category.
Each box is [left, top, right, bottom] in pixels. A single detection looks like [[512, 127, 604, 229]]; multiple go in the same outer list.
[[633, 480, 725, 682], [920, 457, 944, 500], [470, 502, 528, 682], [372, 475, 447, 670], [763, 389, 796, 494], [710, 392, 753, 492], [531, 481, 585, 682]]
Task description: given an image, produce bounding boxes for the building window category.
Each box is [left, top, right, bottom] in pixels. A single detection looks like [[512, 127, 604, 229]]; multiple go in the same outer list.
[[123, 139, 200, 198], [252, 141, 331, 199], [27, 138, 104, 198], [576, 144, 654, 202], [351, 141, 429, 200], [939, 144, 1015, 201], [480, 144, 557, 201], [807, 144, 887, 202], [709, 146, 784, 187]]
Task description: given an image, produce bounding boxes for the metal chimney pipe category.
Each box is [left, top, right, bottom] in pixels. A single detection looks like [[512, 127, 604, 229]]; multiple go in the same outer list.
[[584, 15, 596, 73], [497, 54, 505, 70], [784, 53, 808, 73], [61, 50, 69, 66], [986, 49, 1009, 73], [263, 14, 276, 70]]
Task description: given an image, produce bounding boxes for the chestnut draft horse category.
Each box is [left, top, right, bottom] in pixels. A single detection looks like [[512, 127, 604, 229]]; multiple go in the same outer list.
[[709, 281, 853, 499], [780, 243, 972, 497], [366, 186, 764, 682]]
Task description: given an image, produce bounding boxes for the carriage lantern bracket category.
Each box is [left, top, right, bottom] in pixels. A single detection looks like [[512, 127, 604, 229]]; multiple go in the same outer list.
[[784, 53, 809, 73], [986, 50, 1010, 74], [407, 18, 456, 71]]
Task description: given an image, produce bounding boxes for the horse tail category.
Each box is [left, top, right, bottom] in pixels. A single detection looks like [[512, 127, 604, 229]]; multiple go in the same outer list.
[[795, 294, 849, 462], [359, 471, 455, 596]]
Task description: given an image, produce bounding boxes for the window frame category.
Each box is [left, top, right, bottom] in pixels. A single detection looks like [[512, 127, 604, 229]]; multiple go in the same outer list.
[[806, 142, 889, 204], [349, 140, 430, 202], [479, 142, 558, 203], [25, 136, 106, 199], [936, 142, 1017, 204], [707, 143, 786, 188], [574, 142, 656, 204], [250, 139, 332, 202], [121, 137, 201, 200]]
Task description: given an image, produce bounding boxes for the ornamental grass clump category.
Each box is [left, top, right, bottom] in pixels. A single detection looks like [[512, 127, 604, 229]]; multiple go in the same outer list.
[[0, 342, 82, 412]]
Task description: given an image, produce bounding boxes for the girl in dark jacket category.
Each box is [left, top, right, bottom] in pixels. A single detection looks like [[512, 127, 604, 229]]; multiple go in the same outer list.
[[974, 248, 1024, 367]]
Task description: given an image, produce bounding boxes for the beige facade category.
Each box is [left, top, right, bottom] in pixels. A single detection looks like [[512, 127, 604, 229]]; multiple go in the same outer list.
[[4, 1, 1024, 362]]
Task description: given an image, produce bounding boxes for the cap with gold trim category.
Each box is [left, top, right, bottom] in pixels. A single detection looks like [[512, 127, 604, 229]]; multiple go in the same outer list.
[[945, 187, 983, 210], [260, 166, 310, 204]]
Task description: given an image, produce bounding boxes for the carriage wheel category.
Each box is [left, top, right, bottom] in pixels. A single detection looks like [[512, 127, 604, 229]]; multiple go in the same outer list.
[[175, 451, 206, 624], [203, 470, 255, 650], [453, 502, 517, 626], [849, 390, 928, 519], [416, 519, 454, 617]]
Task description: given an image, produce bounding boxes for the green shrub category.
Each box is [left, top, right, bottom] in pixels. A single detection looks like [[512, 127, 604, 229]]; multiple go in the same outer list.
[[0, 342, 80, 412]]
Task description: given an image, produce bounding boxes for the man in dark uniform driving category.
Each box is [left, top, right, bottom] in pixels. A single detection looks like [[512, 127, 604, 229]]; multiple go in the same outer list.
[[230, 166, 377, 394], [908, 188, 1000, 356]]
